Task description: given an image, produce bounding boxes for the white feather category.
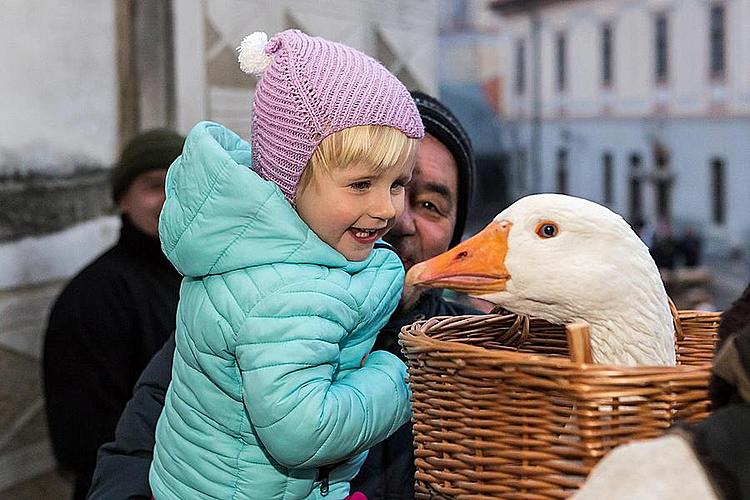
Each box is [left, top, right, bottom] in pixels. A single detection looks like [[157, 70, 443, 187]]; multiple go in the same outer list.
[[481, 194, 676, 366], [237, 32, 272, 77]]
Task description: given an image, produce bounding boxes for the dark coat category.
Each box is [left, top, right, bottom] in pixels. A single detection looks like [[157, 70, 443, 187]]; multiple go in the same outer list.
[[43, 215, 181, 500], [88, 289, 479, 500]]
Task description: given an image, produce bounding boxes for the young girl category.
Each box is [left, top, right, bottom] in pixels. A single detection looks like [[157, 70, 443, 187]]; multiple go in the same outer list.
[[149, 30, 423, 499]]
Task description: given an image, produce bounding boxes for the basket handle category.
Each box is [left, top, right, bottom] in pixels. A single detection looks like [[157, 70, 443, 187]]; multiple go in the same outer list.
[[668, 297, 684, 342], [566, 322, 593, 364]]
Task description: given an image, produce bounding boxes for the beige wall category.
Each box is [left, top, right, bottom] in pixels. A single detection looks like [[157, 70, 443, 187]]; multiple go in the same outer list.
[[175, 0, 439, 139]]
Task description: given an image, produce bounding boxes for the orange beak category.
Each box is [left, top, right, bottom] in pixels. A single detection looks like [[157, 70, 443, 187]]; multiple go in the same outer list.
[[405, 221, 511, 295]]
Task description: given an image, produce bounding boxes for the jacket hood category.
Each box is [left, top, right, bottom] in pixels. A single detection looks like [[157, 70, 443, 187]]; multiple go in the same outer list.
[[159, 121, 369, 277]]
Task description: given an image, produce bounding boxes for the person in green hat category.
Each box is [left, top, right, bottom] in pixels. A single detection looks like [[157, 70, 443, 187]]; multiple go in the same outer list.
[[42, 128, 184, 500]]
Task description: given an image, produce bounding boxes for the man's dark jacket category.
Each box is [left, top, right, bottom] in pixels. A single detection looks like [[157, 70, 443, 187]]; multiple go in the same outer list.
[[43, 215, 181, 500], [87, 289, 478, 500]]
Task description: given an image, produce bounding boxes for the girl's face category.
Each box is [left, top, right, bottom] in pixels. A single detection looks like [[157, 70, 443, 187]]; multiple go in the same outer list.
[[295, 160, 413, 261]]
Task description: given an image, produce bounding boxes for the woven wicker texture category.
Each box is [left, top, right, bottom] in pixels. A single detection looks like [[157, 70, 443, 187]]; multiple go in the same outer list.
[[399, 310, 720, 499]]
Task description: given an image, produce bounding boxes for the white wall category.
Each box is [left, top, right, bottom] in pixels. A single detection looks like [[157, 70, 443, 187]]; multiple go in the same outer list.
[[174, 0, 439, 138], [504, 116, 750, 244], [500, 0, 750, 120], [0, 0, 118, 174]]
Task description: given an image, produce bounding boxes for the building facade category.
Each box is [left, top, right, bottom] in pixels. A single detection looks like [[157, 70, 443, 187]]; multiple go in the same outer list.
[[438, 0, 510, 233], [493, 0, 750, 252]]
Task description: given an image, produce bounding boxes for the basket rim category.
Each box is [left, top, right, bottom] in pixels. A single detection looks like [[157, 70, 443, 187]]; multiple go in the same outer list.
[[399, 310, 719, 375]]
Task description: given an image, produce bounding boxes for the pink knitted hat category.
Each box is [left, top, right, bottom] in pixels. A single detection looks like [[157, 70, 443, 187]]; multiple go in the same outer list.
[[237, 29, 424, 203]]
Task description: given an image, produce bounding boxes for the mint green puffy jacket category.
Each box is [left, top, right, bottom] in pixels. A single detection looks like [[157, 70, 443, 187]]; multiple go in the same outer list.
[[149, 122, 411, 499]]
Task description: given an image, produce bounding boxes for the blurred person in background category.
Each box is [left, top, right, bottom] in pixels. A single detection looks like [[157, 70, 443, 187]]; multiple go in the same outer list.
[[651, 217, 677, 271], [677, 226, 703, 268], [42, 129, 184, 500], [88, 91, 480, 500], [683, 287, 718, 312]]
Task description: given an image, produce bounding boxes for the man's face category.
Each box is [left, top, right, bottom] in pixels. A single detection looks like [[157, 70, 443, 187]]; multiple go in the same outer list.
[[384, 134, 458, 310], [118, 169, 169, 238]]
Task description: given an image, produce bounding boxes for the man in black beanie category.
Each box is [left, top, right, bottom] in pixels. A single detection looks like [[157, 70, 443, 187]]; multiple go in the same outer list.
[[43, 129, 184, 500], [88, 93, 481, 500]]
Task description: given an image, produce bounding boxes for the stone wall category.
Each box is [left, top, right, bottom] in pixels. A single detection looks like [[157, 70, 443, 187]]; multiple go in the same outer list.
[[0, 168, 118, 498], [0, 281, 64, 493], [0, 170, 112, 242], [0, 171, 118, 497]]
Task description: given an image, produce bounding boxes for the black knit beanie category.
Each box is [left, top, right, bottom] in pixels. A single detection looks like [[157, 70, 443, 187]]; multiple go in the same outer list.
[[411, 91, 475, 248], [111, 128, 186, 203]]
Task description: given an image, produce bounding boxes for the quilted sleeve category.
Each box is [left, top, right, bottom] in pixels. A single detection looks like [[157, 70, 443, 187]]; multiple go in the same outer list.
[[235, 281, 411, 469]]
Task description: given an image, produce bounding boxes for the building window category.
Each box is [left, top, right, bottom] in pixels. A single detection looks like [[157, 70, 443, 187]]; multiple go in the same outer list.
[[629, 153, 643, 221], [710, 4, 726, 78], [515, 39, 526, 94], [711, 158, 725, 224], [517, 148, 528, 191], [655, 14, 668, 83], [556, 32, 567, 92], [556, 148, 568, 193], [602, 23, 613, 86], [603, 152, 614, 205], [654, 145, 672, 220]]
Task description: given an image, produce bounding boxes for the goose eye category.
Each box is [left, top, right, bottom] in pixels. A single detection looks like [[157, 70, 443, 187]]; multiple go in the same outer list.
[[536, 222, 559, 239]]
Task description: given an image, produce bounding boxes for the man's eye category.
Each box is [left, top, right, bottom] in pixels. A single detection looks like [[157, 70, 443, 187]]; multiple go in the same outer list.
[[420, 201, 439, 213]]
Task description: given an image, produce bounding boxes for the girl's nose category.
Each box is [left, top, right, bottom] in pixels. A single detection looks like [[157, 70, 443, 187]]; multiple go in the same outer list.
[[370, 191, 397, 221], [391, 202, 416, 236]]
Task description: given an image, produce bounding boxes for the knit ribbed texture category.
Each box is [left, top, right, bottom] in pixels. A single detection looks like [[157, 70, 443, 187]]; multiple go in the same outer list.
[[251, 30, 424, 203]]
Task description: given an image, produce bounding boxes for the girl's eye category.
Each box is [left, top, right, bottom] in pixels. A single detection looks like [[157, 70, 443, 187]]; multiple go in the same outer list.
[[350, 181, 370, 191], [535, 222, 559, 239]]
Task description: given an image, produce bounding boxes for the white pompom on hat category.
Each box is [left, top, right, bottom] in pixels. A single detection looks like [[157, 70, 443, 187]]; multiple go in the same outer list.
[[237, 32, 274, 77]]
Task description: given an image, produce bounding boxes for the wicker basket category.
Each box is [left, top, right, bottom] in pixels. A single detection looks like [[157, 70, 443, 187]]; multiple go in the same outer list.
[[399, 309, 721, 499]]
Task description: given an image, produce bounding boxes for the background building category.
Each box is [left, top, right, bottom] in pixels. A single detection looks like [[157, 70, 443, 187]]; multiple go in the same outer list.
[[438, 0, 509, 233], [0, 1, 437, 496], [493, 0, 750, 260]]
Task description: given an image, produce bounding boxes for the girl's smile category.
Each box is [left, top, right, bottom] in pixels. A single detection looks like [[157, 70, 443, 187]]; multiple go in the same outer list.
[[349, 226, 387, 244]]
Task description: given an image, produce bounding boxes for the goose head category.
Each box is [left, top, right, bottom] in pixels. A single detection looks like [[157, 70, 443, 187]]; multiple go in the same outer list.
[[406, 193, 676, 366]]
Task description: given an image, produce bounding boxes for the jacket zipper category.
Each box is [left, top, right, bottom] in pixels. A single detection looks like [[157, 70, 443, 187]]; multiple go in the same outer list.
[[317, 464, 332, 496]]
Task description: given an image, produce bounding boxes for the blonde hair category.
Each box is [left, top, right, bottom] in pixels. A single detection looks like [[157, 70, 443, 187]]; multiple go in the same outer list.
[[297, 125, 419, 194]]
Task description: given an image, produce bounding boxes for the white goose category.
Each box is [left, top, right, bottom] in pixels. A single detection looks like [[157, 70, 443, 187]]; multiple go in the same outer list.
[[406, 193, 676, 366]]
